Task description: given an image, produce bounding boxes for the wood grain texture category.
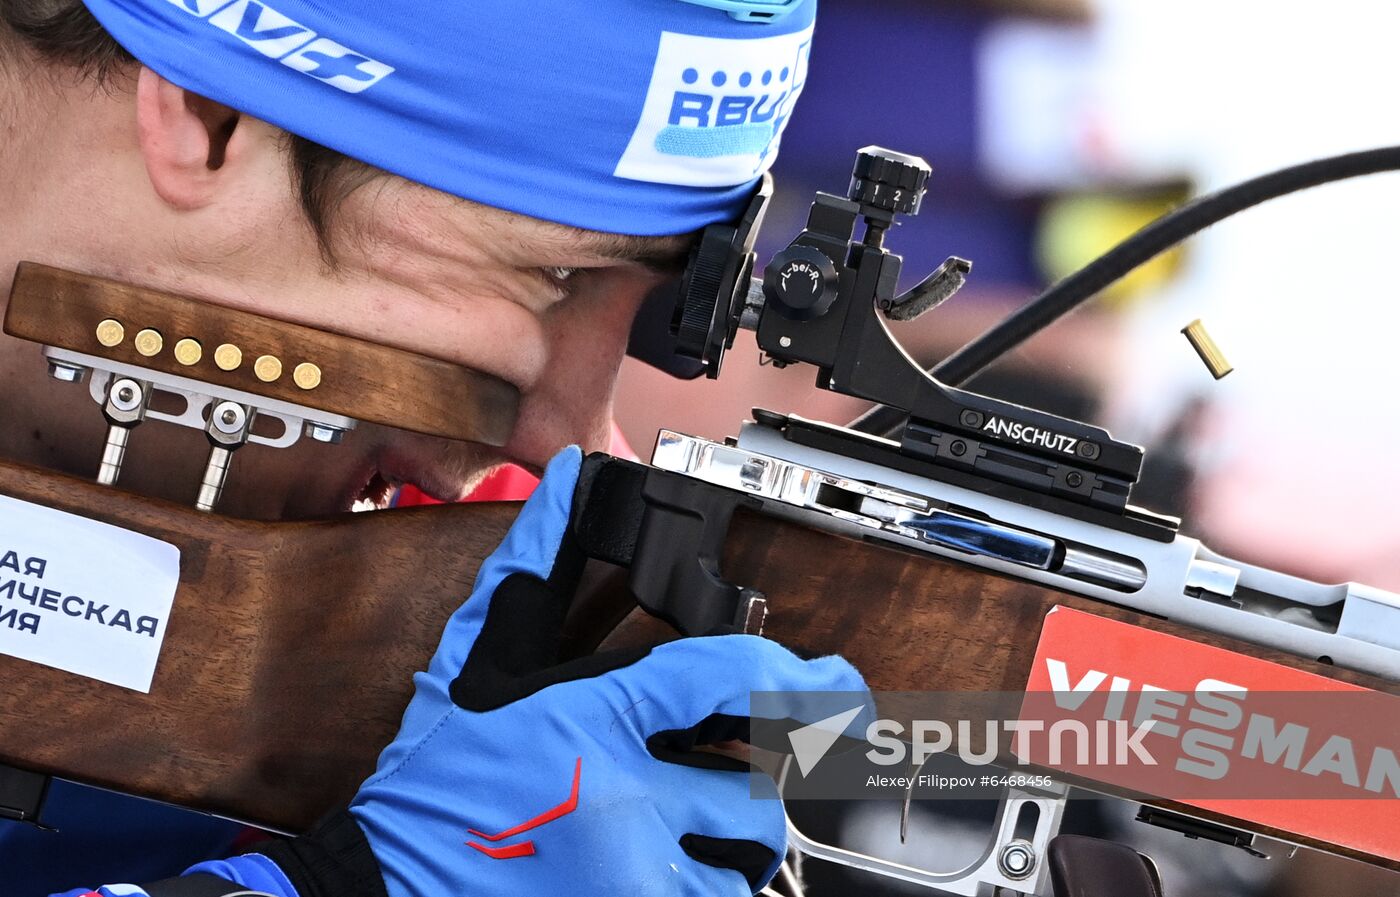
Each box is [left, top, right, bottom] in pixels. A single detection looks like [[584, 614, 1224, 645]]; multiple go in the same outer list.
[[0, 458, 515, 832], [1, 460, 1393, 869], [3, 263, 519, 445], [594, 511, 1397, 696], [601, 509, 1400, 870]]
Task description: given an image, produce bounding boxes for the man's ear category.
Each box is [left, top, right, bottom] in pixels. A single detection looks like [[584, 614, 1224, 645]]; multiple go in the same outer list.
[[135, 66, 244, 210]]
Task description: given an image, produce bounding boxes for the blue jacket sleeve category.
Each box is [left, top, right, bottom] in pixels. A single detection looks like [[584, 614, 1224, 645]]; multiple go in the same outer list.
[[52, 853, 296, 897], [183, 853, 297, 895]]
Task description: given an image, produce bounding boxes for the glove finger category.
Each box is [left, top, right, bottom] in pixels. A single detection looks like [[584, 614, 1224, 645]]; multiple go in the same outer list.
[[680, 836, 778, 896], [656, 761, 787, 892], [420, 446, 583, 694], [610, 634, 873, 740]]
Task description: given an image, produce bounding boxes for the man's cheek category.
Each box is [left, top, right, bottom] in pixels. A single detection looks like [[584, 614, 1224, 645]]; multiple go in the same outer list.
[[502, 388, 616, 470], [500, 271, 660, 465], [505, 317, 627, 462]]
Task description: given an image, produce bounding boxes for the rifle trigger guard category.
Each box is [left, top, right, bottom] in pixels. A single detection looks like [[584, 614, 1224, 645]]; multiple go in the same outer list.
[[572, 454, 760, 637]]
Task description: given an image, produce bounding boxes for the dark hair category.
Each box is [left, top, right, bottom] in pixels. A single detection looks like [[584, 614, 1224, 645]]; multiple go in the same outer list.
[[0, 0, 381, 258]]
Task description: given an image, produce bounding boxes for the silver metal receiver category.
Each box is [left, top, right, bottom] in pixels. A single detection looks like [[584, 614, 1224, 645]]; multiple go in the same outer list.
[[651, 426, 1400, 680]]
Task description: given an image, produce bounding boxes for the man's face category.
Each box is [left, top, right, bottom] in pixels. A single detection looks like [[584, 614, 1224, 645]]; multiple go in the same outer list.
[[186, 179, 687, 519], [0, 68, 690, 518]]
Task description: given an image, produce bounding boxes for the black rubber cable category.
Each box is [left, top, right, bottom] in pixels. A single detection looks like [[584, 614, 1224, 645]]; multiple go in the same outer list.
[[848, 146, 1400, 437]]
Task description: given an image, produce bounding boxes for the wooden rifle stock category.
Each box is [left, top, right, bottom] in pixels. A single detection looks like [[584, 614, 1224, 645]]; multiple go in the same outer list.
[[0, 457, 513, 832], [0, 458, 1395, 870]]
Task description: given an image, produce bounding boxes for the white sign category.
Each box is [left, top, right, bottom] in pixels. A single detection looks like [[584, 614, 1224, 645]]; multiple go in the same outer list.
[[0, 495, 180, 692]]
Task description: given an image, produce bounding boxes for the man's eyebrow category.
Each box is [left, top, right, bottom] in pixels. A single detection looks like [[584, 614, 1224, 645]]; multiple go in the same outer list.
[[580, 231, 699, 273]]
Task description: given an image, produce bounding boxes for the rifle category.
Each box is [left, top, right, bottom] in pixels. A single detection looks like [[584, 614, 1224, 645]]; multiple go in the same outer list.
[[1, 148, 1398, 895]]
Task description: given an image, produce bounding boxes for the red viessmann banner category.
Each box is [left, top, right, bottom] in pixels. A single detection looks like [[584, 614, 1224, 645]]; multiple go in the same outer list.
[[1021, 606, 1400, 863]]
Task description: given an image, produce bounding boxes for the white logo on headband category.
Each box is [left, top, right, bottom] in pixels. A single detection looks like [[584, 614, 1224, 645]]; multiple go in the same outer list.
[[161, 0, 393, 94], [615, 27, 813, 188]]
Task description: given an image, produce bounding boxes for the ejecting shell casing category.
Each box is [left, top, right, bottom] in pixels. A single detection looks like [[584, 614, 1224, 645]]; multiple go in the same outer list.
[[1181, 319, 1233, 379]]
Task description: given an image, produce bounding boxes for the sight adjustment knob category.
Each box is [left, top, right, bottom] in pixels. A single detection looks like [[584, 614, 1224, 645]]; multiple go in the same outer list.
[[849, 146, 931, 216], [763, 246, 839, 321]]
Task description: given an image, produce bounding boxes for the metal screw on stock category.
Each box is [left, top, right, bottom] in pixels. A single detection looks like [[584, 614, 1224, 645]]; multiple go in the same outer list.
[[997, 839, 1037, 880], [196, 399, 254, 512], [97, 376, 151, 486], [48, 360, 88, 383]]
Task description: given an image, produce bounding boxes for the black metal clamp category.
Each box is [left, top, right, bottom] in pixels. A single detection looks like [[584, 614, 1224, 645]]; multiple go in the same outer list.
[[571, 454, 761, 638]]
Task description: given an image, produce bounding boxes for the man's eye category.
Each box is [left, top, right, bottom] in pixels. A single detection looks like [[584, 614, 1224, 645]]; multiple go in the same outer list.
[[543, 266, 578, 284]]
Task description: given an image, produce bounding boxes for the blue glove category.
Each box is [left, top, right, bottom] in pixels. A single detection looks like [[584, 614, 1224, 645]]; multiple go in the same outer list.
[[107, 447, 869, 897]]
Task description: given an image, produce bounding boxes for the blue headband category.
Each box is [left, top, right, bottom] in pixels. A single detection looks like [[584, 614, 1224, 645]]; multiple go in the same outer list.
[[81, 0, 817, 235]]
